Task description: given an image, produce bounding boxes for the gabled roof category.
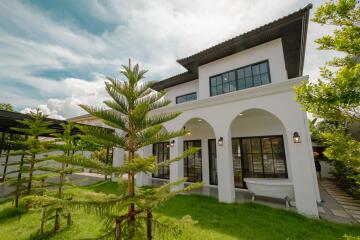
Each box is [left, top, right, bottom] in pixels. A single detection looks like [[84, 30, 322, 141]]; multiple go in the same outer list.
[[152, 4, 312, 91]]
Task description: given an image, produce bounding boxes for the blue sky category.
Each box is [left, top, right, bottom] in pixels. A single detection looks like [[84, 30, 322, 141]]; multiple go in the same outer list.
[[0, 0, 334, 119]]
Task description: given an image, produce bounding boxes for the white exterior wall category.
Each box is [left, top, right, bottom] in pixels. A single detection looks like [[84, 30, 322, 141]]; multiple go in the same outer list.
[[164, 79, 199, 105], [231, 115, 284, 137], [198, 38, 287, 99], [163, 39, 287, 104], [157, 77, 320, 217]]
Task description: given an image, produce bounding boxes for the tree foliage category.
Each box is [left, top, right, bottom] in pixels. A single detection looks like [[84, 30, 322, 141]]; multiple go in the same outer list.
[[295, 0, 360, 194], [2, 110, 56, 200], [0, 103, 13, 111], [29, 63, 202, 239]]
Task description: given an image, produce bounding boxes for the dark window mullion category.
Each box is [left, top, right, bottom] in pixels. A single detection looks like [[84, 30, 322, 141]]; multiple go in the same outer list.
[[270, 137, 276, 175], [249, 138, 255, 175], [259, 138, 265, 177], [251, 65, 255, 88], [240, 138, 245, 187], [235, 68, 239, 91]]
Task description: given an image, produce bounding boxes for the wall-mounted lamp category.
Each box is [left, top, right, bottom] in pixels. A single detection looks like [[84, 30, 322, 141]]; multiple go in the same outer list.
[[218, 137, 223, 146], [293, 132, 301, 143], [170, 140, 175, 147], [183, 126, 191, 136]]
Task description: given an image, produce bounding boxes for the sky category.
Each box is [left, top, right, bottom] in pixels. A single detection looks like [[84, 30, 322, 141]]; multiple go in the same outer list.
[[0, 0, 335, 120]]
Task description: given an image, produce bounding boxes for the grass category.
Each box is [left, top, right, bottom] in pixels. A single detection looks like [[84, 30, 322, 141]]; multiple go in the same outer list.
[[0, 181, 359, 239]]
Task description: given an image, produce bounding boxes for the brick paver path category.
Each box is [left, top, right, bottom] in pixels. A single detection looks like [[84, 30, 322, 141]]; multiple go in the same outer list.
[[320, 179, 360, 223]]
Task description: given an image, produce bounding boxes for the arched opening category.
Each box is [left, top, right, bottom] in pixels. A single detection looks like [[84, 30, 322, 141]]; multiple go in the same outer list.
[[182, 118, 216, 184], [230, 109, 288, 188]]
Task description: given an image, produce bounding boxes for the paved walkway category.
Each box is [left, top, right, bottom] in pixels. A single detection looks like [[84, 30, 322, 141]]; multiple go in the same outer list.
[[319, 179, 360, 224]]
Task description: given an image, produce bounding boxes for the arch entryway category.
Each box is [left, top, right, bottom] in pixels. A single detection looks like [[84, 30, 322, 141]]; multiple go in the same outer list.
[[229, 108, 289, 188], [181, 118, 216, 185]]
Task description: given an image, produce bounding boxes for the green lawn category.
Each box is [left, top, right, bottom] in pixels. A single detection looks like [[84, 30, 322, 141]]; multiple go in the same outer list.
[[0, 181, 359, 239]]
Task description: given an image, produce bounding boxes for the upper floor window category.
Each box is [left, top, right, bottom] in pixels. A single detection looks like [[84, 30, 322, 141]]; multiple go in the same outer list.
[[210, 60, 271, 96], [176, 92, 197, 104]]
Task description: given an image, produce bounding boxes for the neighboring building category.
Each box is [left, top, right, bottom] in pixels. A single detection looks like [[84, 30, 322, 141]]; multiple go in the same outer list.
[[69, 4, 320, 217]]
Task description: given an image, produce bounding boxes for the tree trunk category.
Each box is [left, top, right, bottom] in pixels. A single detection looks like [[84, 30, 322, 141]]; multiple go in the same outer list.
[[58, 162, 65, 197], [127, 162, 135, 237], [27, 159, 35, 195], [147, 209, 153, 240], [40, 178, 45, 196], [2, 133, 12, 182], [40, 207, 46, 240], [15, 152, 25, 207], [54, 208, 60, 232], [67, 212, 72, 227], [115, 216, 122, 240]]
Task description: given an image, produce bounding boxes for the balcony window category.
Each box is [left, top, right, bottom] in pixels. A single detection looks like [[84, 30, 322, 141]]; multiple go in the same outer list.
[[210, 60, 271, 96], [176, 92, 197, 104]]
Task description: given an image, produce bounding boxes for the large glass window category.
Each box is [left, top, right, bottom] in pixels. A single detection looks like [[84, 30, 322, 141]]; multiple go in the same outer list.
[[210, 61, 270, 96], [153, 142, 170, 179], [176, 92, 197, 104], [232, 135, 287, 188], [184, 140, 202, 182]]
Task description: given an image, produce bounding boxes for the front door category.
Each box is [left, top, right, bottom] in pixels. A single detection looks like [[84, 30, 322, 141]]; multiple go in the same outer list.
[[184, 140, 202, 182]]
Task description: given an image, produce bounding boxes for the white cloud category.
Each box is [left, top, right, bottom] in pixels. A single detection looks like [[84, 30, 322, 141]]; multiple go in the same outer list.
[[21, 105, 65, 120], [0, 0, 337, 120], [20, 76, 109, 119]]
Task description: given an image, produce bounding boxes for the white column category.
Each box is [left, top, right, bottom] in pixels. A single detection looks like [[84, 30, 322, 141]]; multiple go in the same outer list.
[[112, 147, 124, 182], [286, 116, 319, 217], [215, 130, 235, 203], [303, 112, 321, 202], [169, 137, 184, 191], [201, 138, 210, 185], [136, 145, 152, 187]]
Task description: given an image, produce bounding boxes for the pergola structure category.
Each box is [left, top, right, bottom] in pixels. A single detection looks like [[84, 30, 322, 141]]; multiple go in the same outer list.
[[0, 110, 113, 182], [0, 110, 81, 134]]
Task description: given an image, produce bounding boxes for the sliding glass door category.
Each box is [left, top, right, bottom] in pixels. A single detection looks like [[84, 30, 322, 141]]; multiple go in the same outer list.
[[184, 140, 202, 182], [232, 135, 287, 188], [153, 142, 170, 179]]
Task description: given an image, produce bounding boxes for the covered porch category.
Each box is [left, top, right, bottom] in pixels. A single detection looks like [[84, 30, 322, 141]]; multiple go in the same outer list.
[[148, 108, 297, 210]]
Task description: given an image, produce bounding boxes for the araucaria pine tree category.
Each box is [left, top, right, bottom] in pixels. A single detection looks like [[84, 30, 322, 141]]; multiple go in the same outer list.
[[74, 62, 201, 239], [44, 122, 79, 232], [5, 110, 55, 205]]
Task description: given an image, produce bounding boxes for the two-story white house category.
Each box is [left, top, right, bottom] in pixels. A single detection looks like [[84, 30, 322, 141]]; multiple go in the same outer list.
[[70, 4, 320, 217]]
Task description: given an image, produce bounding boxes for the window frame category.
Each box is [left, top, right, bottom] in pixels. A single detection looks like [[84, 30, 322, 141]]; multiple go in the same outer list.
[[232, 135, 288, 189], [208, 139, 217, 185], [175, 92, 197, 104], [152, 142, 170, 179], [183, 140, 202, 182], [209, 60, 271, 96]]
